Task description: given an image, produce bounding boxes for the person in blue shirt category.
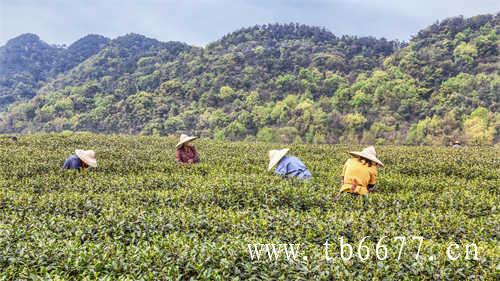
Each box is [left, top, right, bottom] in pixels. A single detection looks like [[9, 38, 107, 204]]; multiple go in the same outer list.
[[268, 148, 312, 180], [62, 149, 97, 174]]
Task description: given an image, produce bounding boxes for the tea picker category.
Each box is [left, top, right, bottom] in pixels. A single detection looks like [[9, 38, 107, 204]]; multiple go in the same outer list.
[[176, 134, 200, 164], [62, 149, 97, 175], [268, 148, 312, 180], [340, 146, 383, 196]]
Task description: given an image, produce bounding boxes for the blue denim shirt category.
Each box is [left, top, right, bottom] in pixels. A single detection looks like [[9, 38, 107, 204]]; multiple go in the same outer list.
[[275, 156, 312, 180], [62, 155, 83, 170]]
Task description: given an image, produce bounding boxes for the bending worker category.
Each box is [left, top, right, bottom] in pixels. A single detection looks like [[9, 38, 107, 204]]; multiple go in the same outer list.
[[340, 146, 383, 195], [268, 148, 312, 180], [176, 134, 200, 164], [62, 149, 97, 174]]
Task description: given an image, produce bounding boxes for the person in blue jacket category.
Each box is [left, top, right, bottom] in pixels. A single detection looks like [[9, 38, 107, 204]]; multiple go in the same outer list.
[[268, 148, 312, 180], [62, 149, 97, 174]]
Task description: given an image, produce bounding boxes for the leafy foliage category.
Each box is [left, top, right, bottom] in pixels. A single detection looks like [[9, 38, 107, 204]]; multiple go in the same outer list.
[[0, 133, 498, 279], [0, 15, 498, 145], [0, 34, 110, 110]]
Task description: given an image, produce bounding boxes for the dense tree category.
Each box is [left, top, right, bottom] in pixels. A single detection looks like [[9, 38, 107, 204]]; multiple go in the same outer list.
[[0, 34, 110, 110], [0, 14, 498, 145]]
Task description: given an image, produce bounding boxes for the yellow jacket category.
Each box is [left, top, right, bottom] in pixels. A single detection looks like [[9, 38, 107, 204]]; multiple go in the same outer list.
[[340, 158, 378, 195]]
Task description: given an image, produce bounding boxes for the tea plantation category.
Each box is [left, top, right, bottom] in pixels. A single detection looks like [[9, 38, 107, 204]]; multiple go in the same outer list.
[[0, 133, 498, 280]]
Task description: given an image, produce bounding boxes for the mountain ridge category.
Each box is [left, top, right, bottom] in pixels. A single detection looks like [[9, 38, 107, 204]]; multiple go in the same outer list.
[[0, 14, 498, 145]]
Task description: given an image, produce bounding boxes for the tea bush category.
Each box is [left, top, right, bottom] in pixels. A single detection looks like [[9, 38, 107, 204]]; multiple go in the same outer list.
[[0, 133, 498, 280]]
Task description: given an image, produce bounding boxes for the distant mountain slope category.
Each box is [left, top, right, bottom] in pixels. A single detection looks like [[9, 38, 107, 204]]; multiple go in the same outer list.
[[389, 14, 499, 87], [0, 34, 59, 77], [0, 33, 109, 110], [55, 34, 111, 73], [41, 33, 191, 92], [0, 14, 498, 145]]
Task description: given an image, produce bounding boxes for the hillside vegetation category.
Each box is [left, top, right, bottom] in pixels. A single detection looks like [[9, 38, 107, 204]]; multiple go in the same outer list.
[[0, 14, 498, 145], [0, 133, 498, 279], [0, 34, 110, 109]]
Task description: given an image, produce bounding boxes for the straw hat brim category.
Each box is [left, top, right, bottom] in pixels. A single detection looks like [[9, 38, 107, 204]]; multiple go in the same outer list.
[[268, 149, 289, 171], [176, 136, 198, 148], [75, 149, 97, 168], [349, 151, 384, 167]]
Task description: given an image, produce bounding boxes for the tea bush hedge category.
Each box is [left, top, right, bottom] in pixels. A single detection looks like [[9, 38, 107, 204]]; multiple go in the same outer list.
[[0, 133, 498, 280]]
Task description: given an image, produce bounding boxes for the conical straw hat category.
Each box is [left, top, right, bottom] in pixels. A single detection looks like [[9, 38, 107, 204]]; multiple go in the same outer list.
[[349, 146, 383, 167], [75, 149, 97, 168], [268, 148, 289, 171], [176, 134, 198, 148]]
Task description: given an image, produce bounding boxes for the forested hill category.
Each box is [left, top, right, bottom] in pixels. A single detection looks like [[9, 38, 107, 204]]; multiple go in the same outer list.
[[0, 34, 110, 110], [0, 14, 498, 145]]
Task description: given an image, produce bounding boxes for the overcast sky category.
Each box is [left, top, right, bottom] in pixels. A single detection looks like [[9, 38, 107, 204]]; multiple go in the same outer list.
[[0, 0, 498, 46]]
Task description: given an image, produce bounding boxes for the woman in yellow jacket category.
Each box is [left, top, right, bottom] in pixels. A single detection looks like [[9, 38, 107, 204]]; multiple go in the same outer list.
[[340, 146, 383, 195]]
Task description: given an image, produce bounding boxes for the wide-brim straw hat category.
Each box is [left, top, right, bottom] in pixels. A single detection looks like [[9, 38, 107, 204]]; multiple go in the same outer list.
[[268, 148, 289, 171], [349, 146, 384, 167], [176, 134, 198, 148], [75, 149, 97, 168]]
